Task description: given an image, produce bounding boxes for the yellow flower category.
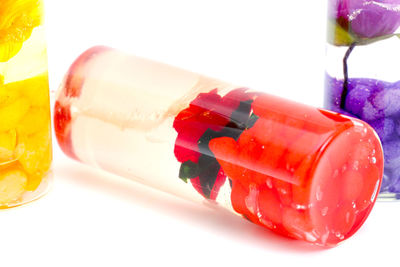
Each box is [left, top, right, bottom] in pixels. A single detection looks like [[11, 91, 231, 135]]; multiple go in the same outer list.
[[0, 0, 43, 62]]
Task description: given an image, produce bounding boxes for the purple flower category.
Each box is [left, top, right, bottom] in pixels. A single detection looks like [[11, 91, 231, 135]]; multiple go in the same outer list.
[[330, 0, 400, 38]]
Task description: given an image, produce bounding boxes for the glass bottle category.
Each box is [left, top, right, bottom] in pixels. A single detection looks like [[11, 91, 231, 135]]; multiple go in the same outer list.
[[54, 46, 383, 247], [0, 0, 52, 208], [325, 0, 400, 199]]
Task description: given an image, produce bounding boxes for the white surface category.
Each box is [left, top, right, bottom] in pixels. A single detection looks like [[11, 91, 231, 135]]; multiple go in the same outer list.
[[2, 0, 400, 266]]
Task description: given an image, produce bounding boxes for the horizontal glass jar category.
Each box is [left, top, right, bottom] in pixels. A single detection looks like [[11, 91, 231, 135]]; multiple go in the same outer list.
[[54, 46, 383, 246]]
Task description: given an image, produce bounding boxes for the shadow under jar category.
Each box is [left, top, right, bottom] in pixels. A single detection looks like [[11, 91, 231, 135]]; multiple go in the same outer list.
[[325, 0, 400, 200], [0, 0, 52, 208]]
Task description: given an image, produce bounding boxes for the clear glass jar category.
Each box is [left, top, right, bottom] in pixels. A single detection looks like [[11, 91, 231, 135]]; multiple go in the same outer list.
[[325, 0, 400, 200], [0, 0, 52, 208], [54, 46, 384, 246]]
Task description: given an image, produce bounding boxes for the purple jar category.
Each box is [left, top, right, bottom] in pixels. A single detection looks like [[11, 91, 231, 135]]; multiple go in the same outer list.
[[325, 0, 400, 199]]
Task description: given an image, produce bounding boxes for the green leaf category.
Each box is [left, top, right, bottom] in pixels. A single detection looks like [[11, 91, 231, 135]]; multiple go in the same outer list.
[[197, 155, 221, 198], [327, 20, 356, 46], [246, 113, 259, 129], [357, 33, 400, 46], [230, 99, 253, 129], [179, 160, 200, 182], [327, 20, 400, 47]]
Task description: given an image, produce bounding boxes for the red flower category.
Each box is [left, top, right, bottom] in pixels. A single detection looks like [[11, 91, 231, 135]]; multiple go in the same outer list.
[[173, 88, 254, 200]]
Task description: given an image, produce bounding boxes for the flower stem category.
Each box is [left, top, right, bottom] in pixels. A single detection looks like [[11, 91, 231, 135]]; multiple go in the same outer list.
[[340, 42, 357, 109]]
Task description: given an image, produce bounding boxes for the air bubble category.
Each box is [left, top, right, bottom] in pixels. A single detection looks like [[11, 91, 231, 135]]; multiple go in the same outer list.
[[352, 160, 359, 170], [260, 218, 274, 229], [266, 178, 273, 189], [316, 185, 323, 201], [320, 230, 330, 244], [245, 185, 259, 215], [344, 212, 351, 224], [294, 204, 307, 210], [305, 232, 317, 242], [321, 207, 328, 217], [279, 188, 288, 195], [333, 169, 339, 178], [335, 231, 344, 240], [341, 165, 347, 173]]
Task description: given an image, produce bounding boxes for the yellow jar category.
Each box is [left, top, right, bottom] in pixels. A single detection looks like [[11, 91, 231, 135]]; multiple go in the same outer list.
[[0, 0, 52, 208]]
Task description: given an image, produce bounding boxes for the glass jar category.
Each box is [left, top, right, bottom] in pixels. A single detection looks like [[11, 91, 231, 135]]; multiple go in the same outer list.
[[54, 46, 383, 247], [325, 0, 400, 199], [0, 0, 52, 208]]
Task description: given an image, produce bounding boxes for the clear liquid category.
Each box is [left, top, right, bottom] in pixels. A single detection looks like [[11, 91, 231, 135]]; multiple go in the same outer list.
[[64, 49, 236, 208]]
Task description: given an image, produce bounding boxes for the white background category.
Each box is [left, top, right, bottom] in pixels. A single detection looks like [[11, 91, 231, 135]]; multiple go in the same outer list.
[[1, 0, 400, 266]]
